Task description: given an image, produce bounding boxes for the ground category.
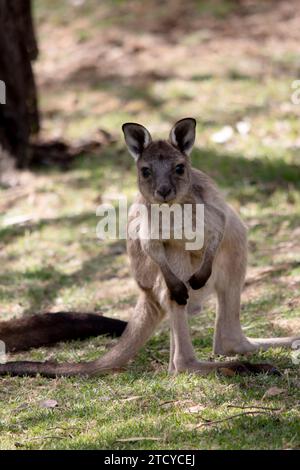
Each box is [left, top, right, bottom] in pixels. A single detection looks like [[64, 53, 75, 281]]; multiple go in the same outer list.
[[0, 0, 299, 450]]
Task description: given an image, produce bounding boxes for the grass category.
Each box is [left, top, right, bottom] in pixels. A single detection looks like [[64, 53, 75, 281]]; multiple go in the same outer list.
[[0, 0, 299, 450]]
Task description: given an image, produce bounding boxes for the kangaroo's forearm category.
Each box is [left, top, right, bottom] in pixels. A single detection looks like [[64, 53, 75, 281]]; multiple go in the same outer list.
[[141, 240, 189, 305], [189, 204, 226, 290]]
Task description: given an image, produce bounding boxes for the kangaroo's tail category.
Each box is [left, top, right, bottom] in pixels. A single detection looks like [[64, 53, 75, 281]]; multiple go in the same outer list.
[[0, 294, 164, 378], [0, 312, 127, 352]]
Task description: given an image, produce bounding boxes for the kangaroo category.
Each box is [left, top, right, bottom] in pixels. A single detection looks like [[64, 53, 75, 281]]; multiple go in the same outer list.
[[0, 118, 298, 378]]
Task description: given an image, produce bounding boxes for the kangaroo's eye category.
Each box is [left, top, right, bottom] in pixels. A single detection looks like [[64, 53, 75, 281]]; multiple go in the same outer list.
[[141, 167, 151, 178], [175, 164, 185, 175]]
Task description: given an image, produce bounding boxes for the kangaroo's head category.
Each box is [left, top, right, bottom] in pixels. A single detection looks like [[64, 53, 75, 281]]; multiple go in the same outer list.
[[122, 118, 196, 203]]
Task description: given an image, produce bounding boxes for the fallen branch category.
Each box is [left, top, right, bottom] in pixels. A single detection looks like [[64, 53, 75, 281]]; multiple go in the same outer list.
[[16, 435, 68, 446], [227, 404, 282, 412], [116, 437, 161, 443], [195, 409, 279, 428], [29, 131, 116, 169]]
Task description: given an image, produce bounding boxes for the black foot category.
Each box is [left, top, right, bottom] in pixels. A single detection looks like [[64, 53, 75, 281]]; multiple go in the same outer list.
[[217, 362, 281, 377]]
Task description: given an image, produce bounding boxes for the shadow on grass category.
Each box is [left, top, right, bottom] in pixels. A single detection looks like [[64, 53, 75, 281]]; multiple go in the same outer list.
[[192, 147, 300, 190], [0, 240, 127, 314], [0, 211, 97, 245]]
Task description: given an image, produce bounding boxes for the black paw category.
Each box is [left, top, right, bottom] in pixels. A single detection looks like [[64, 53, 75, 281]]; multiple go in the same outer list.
[[188, 271, 211, 290], [169, 282, 189, 306]]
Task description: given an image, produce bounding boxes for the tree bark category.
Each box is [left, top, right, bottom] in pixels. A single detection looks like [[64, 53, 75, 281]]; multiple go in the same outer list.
[[0, 0, 39, 167]]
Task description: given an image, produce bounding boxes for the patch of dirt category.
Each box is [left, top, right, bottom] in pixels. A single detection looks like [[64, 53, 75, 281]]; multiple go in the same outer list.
[[35, 0, 300, 94], [273, 316, 300, 335]]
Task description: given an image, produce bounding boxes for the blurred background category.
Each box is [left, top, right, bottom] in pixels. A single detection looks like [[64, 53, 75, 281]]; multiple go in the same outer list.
[[0, 0, 299, 338]]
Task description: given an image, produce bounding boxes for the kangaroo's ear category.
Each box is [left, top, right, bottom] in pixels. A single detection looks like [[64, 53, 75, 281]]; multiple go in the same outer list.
[[122, 123, 152, 161], [169, 118, 196, 156]]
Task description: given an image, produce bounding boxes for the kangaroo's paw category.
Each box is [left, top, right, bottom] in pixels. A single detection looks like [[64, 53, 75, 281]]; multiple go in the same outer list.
[[171, 359, 280, 376], [188, 269, 212, 290], [213, 336, 258, 356], [214, 335, 300, 356], [247, 337, 300, 350], [169, 281, 189, 306]]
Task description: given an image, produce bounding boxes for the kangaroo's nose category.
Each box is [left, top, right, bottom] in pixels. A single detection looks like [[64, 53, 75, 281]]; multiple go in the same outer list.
[[157, 186, 172, 199]]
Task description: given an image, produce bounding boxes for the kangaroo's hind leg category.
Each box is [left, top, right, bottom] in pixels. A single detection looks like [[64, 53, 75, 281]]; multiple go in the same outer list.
[[213, 221, 299, 356]]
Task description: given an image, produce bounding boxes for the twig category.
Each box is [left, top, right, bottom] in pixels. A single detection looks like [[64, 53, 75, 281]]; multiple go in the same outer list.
[[15, 428, 76, 446], [195, 410, 277, 428], [159, 399, 192, 408], [146, 348, 165, 365], [46, 426, 78, 432], [197, 415, 211, 423], [159, 400, 177, 407], [227, 404, 282, 411], [16, 435, 67, 444], [116, 437, 161, 442]]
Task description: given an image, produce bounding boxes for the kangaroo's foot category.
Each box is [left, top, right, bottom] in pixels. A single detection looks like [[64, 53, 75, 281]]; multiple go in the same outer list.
[[171, 358, 280, 376], [214, 334, 300, 356]]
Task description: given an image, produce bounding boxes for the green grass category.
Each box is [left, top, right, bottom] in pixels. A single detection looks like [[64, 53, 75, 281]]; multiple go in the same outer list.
[[0, 0, 299, 450]]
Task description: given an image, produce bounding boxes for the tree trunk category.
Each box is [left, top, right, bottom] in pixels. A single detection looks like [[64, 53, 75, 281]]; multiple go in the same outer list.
[[0, 0, 39, 167]]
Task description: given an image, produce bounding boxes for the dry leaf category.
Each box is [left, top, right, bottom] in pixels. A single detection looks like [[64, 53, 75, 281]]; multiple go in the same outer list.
[[263, 387, 285, 399], [185, 404, 206, 414], [39, 399, 58, 409]]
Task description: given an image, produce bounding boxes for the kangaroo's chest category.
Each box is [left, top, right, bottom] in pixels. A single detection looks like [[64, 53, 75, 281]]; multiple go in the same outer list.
[[164, 241, 213, 315], [164, 240, 204, 278], [137, 202, 204, 242]]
